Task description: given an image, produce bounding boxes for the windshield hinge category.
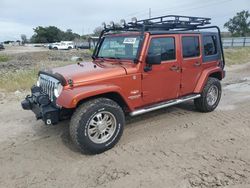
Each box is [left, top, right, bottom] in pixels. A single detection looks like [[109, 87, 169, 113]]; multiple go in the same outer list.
[[141, 73, 148, 80]]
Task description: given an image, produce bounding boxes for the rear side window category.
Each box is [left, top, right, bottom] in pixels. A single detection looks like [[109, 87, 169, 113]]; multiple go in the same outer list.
[[182, 36, 200, 58], [148, 37, 176, 61], [203, 36, 217, 56]]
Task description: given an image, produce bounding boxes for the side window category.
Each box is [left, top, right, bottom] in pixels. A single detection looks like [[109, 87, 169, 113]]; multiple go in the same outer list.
[[203, 36, 217, 56], [148, 37, 176, 61], [182, 36, 200, 58]]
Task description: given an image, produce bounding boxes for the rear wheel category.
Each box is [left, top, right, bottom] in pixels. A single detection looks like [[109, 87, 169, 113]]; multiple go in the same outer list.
[[194, 77, 221, 112], [70, 98, 125, 154], [53, 47, 58, 50]]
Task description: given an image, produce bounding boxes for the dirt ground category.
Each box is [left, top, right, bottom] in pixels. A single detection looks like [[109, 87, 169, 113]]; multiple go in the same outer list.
[[0, 49, 250, 188]]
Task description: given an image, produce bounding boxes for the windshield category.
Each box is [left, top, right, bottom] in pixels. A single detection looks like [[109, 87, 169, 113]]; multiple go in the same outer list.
[[97, 35, 140, 59]]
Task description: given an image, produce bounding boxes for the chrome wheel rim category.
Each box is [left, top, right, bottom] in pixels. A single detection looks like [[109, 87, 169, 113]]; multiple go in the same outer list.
[[87, 111, 117, 144], [206, 85, 219, 106]]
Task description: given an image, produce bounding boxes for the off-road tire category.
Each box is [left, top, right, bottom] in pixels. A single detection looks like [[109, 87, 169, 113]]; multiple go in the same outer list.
[[194, 77, 221, 112], [69, 98, 125, 154]]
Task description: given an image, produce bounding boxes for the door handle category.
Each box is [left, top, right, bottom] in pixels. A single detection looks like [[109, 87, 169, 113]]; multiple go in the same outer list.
[[193, 62, 201, 67], [170, 65, 180, 71]]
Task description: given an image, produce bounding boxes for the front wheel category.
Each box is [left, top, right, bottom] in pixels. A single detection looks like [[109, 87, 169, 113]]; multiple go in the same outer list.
[[194, 77, 221, 112], [70, 98, 125, 154]]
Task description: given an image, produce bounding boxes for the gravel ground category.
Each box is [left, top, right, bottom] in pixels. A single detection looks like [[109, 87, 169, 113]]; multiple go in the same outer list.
[[0, 47, 250, 188]]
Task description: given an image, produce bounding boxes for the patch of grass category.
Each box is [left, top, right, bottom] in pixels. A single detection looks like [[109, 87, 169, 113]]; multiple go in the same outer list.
[[224, 47, 250, 66], [0, 61, 77, 92], [0, 55, 9, 62], [0, 69, 38, 92]]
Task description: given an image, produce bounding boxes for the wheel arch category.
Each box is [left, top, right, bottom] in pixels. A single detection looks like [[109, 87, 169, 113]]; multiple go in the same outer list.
[[194, 67, 223, 93], [76, 92, 130, 113], [56, 85, 132, 112]]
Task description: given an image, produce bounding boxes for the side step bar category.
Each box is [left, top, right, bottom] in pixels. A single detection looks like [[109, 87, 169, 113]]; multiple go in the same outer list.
[[130, 94, 201, 116]]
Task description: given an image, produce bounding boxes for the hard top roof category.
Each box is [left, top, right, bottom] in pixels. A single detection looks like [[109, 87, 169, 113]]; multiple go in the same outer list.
[[148, 30, 218, 35], [104, 30, 218, 37]]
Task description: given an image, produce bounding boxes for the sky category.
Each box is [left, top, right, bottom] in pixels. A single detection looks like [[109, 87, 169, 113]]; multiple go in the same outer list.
[[0, 0, 249, 41]]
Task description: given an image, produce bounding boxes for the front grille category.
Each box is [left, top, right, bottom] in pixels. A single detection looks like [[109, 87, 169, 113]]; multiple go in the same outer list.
[[39, 74, 60, 101]]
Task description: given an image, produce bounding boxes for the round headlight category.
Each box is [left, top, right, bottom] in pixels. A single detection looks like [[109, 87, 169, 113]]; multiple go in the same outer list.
[[54, 83, 63, 98], [36, 76, 40, 87]]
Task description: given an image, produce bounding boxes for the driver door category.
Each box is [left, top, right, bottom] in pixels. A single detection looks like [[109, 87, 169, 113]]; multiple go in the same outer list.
[[142, 35, 181, 105]]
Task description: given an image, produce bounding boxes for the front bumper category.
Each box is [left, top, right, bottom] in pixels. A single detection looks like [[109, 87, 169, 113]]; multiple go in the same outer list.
[[21, 86, 60, 125]]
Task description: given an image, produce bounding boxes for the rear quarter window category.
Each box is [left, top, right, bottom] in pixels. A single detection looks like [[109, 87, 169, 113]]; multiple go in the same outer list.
[[203, 36, 217, 56]]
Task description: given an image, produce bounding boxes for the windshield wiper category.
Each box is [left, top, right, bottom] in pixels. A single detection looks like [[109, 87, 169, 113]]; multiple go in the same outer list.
[[97, 56, 123, 65], [97, 56, 121, 61], [106, 57, 121, 60], [96, 56, 106, 62]]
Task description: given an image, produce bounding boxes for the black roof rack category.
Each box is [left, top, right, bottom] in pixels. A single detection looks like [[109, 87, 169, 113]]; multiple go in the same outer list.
[[102, 15, 211, 32], [127, 15, 211, 31]]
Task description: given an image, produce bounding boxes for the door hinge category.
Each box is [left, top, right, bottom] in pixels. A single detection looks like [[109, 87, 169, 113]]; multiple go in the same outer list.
[[180, 84, 182, 88]]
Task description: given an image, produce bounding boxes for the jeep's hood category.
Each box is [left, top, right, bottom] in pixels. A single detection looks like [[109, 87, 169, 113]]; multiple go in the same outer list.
[[51, 61, 127, 85]]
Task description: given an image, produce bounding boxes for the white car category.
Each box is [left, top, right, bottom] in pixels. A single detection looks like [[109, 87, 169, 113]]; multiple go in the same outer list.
[[51, 41, 74, 50]]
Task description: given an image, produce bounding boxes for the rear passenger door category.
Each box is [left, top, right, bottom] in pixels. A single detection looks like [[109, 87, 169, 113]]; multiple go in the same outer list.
[[180, 34, 202, 96]]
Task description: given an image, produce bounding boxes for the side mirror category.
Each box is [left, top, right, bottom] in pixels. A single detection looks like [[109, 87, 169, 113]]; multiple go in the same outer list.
[[146, 54, 161, 65]]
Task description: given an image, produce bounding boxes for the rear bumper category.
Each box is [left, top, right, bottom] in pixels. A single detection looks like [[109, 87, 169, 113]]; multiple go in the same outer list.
[[21, 86, 60, 125]]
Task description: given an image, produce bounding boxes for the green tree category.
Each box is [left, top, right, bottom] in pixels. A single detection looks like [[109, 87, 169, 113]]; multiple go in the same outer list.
[[30, 26, 63, 43], [224, 10, 250, 37], [30, 26, 80, 43], [62, 29, 80, 41]]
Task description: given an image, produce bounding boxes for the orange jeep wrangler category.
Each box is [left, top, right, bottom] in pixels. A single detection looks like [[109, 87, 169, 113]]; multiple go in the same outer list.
[[22, 15, 225, 154]]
